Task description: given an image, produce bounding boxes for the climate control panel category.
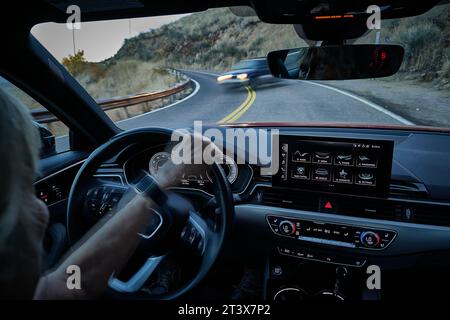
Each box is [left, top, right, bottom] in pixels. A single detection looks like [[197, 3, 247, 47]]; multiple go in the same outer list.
[[267, 216, 396, 250]]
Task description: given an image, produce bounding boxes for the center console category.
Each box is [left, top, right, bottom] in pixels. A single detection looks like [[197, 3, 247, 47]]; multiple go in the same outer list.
[[264, 135, 395, 299]]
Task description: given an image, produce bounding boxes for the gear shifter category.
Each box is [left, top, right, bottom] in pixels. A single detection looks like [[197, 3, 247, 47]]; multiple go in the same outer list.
[[315, 266, 347, 301], [333, 267, 347, 297]]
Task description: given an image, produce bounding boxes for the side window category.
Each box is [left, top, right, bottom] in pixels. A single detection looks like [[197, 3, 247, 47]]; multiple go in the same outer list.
[[0, 76, 70, 156]]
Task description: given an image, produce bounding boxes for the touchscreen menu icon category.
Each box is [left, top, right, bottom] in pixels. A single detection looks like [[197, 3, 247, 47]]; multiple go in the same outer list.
[[313, 166, 331, 181], [356, 154, 378, 168], [334, 153, 354, 166], [333, 167, 353, 184], [292, 149, 311, 163], [313, 152, 332, 164], [291, 165, 310, 180], [355, 170, 376, 186]]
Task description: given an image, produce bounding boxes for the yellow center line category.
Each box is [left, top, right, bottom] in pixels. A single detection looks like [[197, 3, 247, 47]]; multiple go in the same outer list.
[[227, 87, 256, 123], [217, 85, 256, 124]]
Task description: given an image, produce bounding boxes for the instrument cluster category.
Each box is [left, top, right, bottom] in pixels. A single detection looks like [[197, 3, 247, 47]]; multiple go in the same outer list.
[[123, 146, 250, 196]]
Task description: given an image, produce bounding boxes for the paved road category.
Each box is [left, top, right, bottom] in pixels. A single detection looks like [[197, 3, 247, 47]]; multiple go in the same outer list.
[[118, 71, 249, 130], [118, 70, 406, 130], [323, 79, 450, 127]]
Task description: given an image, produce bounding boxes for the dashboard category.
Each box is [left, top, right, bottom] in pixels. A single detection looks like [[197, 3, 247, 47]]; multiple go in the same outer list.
[[92, 128, 450, 261], [34, 126, 450, 299]]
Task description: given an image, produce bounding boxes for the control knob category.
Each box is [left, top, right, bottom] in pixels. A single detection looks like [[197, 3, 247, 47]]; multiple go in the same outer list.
[[279, 220, 296, 236], [360, 231, 381, 247]]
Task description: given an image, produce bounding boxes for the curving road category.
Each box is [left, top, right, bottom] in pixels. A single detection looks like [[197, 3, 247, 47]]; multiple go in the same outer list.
[[117, 70, 408, 131], [57, 70, 413, 151]]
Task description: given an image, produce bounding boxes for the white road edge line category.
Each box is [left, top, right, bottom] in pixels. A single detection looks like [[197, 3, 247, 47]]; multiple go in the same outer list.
[[117, 79, 201, 125], [303, 80, 415, 125]]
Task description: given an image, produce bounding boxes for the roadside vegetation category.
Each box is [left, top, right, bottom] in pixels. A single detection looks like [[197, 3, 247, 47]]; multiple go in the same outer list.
[[62, 51, 179, 100], [112, 8, 306, 71]]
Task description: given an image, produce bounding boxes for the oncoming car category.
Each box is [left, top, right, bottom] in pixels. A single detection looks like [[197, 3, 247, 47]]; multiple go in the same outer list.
[[216, 58, 270, 85]]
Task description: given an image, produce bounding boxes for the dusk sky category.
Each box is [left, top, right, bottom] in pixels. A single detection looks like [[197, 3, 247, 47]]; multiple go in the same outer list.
[[31, 14, 188, 62]]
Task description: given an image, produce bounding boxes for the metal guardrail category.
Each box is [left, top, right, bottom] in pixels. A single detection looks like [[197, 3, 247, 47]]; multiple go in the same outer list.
[[31, 79, 192, 124]]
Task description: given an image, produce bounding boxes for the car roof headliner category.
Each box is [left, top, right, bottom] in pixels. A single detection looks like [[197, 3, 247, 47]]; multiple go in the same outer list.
[[4, 0, 449, 27], [13, 0, 247, 25]]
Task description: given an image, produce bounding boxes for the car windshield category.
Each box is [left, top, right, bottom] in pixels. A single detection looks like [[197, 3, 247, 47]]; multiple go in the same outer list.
[[31, 5, 450, 131]]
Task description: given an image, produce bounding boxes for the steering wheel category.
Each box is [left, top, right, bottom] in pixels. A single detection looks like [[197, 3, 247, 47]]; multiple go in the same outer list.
[[66, 128, 234, 299]]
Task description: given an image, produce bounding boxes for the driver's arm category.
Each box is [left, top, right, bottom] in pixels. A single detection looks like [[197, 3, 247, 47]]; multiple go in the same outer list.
[[33, 195, 156, 299]]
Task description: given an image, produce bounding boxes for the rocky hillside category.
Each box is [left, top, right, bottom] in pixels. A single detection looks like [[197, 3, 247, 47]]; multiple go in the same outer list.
[[109, 8, 306, 71]]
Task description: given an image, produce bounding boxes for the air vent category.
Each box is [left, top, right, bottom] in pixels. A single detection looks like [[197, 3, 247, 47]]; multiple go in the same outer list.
[[257, 188, 319, 211], [409, 203, 450, 227], [390, 181, 429, 198], [338, 198, 399, 221], [252, 186, 450, 227]]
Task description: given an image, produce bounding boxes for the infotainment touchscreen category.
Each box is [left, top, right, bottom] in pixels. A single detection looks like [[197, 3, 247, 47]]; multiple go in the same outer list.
[[273, 135, 394, 197]]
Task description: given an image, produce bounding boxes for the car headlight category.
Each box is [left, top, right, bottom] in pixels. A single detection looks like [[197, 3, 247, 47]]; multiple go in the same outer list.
[[217, 74, 233, 82], [237, 73, 248, 80]]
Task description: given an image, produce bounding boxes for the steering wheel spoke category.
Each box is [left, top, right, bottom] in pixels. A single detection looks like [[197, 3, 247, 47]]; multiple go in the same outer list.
[[108, 255, 166, 293]]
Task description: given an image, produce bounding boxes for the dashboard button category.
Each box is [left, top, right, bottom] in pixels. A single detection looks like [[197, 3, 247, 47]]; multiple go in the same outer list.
[[272, 266, 283, 276], [381, 231, 395, 241], [320, 198, 338, 213], [267, 216, 278, 224]]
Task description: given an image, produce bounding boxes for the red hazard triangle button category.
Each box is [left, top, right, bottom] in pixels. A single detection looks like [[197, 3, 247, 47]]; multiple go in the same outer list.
[[321, 198, 337, 212]]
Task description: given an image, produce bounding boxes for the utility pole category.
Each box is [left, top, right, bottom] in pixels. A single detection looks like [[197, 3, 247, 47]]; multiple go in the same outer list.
[[129, 19, 132, 37], [375, 30, 381, 44], [72, 28, 76, 54]]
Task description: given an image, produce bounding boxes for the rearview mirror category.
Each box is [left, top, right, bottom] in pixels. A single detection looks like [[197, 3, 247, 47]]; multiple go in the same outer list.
[[267, 44, 404, 80]]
